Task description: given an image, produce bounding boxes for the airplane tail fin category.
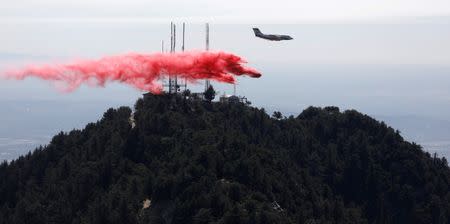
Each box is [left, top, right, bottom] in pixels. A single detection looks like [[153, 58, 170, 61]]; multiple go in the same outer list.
[[252, 28, 263, 36]]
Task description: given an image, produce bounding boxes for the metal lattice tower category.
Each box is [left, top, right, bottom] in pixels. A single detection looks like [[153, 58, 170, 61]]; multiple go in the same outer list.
[[167, 22, 178, 94], [182, 23, 187, 92], [173, 23, 178, 94], [205, 23, 211, 92], [164, 22, 188, 94]]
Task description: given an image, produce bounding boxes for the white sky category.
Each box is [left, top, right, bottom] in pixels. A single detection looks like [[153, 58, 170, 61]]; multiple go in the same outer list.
[[1, 0, 450, 23]]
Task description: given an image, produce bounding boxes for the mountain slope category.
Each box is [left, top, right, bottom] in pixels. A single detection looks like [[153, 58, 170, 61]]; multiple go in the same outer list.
[[0, 94, 449, 224]]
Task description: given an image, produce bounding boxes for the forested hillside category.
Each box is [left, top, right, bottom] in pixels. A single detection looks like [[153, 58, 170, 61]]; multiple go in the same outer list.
[[0, 94, 449, 223]]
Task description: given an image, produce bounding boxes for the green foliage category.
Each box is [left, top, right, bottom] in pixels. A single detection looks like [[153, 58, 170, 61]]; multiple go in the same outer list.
[[204, 85, 216, 102], [0, 94, 449, 224], [272, 111, 283, 120]]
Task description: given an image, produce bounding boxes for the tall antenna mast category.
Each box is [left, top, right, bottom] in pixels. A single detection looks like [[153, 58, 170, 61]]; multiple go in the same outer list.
[[173, 24, 176, 52], [168, 22, 178, 94], [182, 23, 185, 52], [206, 23, 209, 51], [173, 24, 178, 93], [165, 22, 182, 94], [170, 22, 174, 53], [182, 23, 187, 91], [168, 22, 173, 93], [205, 23, 210, 91]]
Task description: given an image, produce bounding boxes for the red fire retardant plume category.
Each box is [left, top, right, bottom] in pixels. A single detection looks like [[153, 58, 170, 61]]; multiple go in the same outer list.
[[3, 51, 261, 93]]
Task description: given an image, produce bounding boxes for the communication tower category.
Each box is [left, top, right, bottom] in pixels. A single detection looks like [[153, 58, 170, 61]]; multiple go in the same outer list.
[[204, 23, 211, 91], [164, 22, 187, 94]]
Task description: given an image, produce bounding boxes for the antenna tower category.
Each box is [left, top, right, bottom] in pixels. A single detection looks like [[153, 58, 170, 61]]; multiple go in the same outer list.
[[167, 22, 178, 94], [205, 23, 211, 91], [182, 23, 187, 91]]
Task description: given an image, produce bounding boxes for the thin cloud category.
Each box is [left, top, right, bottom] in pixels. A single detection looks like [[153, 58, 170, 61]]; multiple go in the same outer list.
[[1, 0, 450, 23]]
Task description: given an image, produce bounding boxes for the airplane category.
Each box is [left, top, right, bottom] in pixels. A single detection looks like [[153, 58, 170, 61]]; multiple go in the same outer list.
[[252, 28, 293, 41]]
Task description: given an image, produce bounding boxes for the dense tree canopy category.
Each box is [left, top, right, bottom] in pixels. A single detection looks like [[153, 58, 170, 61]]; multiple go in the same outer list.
[[204, 85, 216, 102], [0, 94, 449, 223]]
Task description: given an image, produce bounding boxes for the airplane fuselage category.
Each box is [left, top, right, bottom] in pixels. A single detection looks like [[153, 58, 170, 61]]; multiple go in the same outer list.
[[253, 28, 293, 41]]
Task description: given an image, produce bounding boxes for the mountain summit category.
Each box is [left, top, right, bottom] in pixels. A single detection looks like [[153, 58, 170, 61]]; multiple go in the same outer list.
[[1, 94, 449, 223]]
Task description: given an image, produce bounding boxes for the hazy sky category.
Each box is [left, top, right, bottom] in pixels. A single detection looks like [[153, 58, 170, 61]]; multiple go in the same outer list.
[[0, 23, 449, 110], [1, 0, 450, 23]]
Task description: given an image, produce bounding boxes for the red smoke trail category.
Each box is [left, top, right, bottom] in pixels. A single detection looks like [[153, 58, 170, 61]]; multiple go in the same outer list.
[[3, 51, 261, 93]]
